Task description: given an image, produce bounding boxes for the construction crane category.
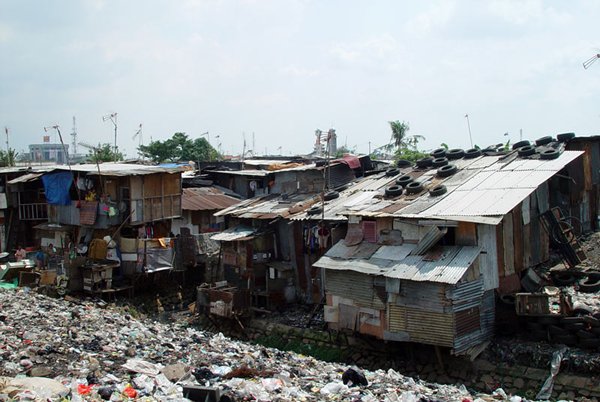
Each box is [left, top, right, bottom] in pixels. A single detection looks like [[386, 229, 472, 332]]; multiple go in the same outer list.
[[583, 53, 600, 69]]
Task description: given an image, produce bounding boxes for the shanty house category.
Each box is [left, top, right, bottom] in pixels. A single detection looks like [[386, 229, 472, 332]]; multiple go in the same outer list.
[[311, 143, 584, 354]]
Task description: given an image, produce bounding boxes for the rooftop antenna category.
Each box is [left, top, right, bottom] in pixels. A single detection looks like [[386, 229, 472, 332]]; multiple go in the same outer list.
[[102, 112, 118, 161], [464, 114, 474, 148], [44, 124, 70, 164], [78, 141, 105, 195], [71, 116, 77, 154], [132, 123, 143, 158], [252, 132, 255, 157], [583, 53, 600, 69]]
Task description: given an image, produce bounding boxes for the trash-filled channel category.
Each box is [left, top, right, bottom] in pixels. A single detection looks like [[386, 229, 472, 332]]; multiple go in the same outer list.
[[0, 287, 529, 401]]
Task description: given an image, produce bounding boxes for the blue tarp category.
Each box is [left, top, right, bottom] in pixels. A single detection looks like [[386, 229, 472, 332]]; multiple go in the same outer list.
[[41, 172, 73, 205]]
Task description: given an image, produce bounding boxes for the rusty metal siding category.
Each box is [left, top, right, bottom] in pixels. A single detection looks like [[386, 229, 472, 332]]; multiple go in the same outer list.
[[388, 304, 454, 347], [324, 269, 385, 310], [455, 307, 480, 336], [449, 278, 484, 312], [406, 308, 454, 347], [453, 289, 495, 354], [395, 281, 450, 313]]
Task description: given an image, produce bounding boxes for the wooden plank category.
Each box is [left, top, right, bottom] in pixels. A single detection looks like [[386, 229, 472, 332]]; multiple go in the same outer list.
[[477, 224, 500, 291], [513, 205, 524, 273], [502, 212, 515, 276], [456, 222, 477, 246]]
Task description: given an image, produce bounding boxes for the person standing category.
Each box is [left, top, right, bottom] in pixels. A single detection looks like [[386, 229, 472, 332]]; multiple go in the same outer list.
[[15, 245, 27, 261]]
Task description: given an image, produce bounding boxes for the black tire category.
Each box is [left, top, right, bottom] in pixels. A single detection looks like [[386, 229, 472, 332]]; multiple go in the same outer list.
[[385, 168, 400, 177], [324, 191, 339, 201], [512, 140, 530, 150], [429, 185, 447, 197], [463, 148, 482, 159], [540, 149, 560, 160], [396, 159, 413, 168], [430, 148, 446, 158], [405, 181, 424, 194], [385, 185, 403, 197], [557, 132, 575, 142], [446, 148, 465, 160], [579, 276, 600, 293], [416, 157, 433, 168], [395, 175, 413, 188], [499, 294, 516, 305], [437, 164, 458, 177], [536, 136, 554, 146], [518, 145, 536, 157], [551, 271, 576, 286], [307, 205, 322, 215], [432, 157, 449, 167]]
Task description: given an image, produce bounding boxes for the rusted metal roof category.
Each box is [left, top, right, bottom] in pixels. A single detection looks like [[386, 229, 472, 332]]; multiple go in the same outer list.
[[212, 149, 584, 224], [314, 241, 481, 285], [181, 187, 240, 211]]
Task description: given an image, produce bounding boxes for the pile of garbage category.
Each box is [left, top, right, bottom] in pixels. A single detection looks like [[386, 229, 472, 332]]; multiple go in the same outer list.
[[0, 288, 514, 401]]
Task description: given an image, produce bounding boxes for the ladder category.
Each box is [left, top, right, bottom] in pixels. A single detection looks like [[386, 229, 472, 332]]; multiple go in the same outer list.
[[540, 207, 586, 268]]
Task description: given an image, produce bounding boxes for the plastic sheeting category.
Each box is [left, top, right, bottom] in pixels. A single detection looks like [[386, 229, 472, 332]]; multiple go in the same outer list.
[[41, 172, 73, 205]]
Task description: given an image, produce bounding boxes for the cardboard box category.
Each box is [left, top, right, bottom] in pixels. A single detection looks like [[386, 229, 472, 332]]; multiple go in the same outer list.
[[120, 238, 138, 253]]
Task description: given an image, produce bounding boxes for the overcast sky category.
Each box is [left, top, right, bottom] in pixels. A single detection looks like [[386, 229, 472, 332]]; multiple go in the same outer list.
[[1, 0, 600, 159]]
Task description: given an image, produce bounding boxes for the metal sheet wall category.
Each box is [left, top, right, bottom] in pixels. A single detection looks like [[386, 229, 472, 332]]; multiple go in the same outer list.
[[325, 269, 385, 310], [395, 281, 449, 313], [388, 304, 454, 347]]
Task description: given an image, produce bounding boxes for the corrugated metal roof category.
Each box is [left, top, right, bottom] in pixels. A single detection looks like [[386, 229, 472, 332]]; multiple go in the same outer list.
[[213, 150, 583, 224], [314, 239, 481, 285], [7, 172, 44, 184], [210, 226, 257, 241], [181, 188, 241, 211]]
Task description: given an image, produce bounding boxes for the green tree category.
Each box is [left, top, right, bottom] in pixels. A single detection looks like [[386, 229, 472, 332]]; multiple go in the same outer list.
[[387, 120, 427, 162], [86, 144, 124, 163], [138, 132, 219, 163], [334, 145, 355, 158], [0, 149, 18, 167]]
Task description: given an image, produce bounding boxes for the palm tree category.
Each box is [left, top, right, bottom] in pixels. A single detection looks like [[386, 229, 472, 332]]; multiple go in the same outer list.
[[388, 120, 410, 149]]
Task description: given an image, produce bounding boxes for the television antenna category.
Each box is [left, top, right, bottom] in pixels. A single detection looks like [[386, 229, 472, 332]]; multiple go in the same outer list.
[[132, 123, 143, 158], [583, 53, 600, 69], [44, 124, 70, 164], [78, 141, 105, 195], [102, 112, 118, 160], [71, 116, 78, 154]]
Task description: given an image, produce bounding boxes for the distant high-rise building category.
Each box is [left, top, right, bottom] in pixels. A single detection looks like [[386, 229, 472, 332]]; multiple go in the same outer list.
[[29, 143, 69, 164]]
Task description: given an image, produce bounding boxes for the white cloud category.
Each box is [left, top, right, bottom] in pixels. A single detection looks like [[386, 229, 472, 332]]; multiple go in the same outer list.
[[405, 2, 456, 35], [488, 0, 571, 25]]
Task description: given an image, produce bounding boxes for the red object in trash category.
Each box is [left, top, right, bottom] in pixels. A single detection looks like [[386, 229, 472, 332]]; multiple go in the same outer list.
[[123, 385, 137, 398], [78, 384, 92, 395]]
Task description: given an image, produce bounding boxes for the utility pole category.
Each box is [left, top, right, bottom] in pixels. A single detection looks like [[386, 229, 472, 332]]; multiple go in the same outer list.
[[4, 127, 9, 153], [102, 112, 118, 161], [464, 114, 473, 148], [71, 116, 78, 155]]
